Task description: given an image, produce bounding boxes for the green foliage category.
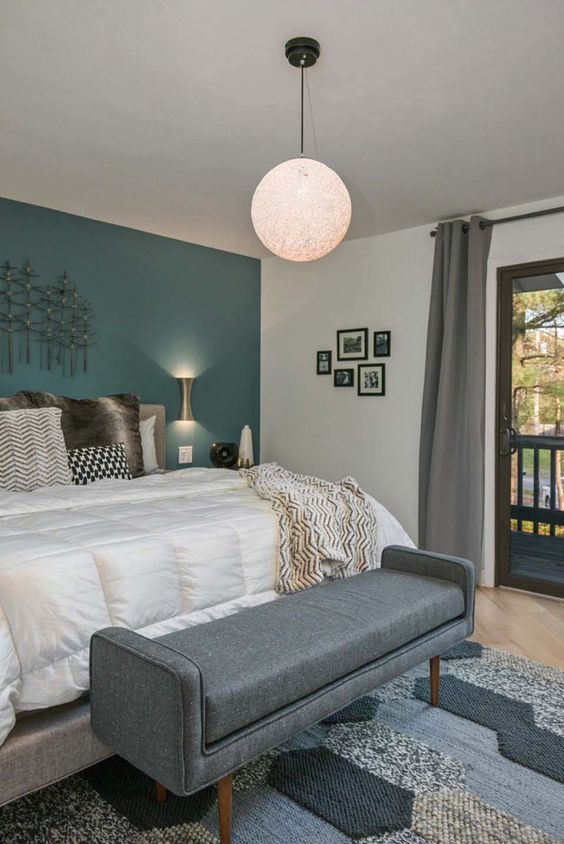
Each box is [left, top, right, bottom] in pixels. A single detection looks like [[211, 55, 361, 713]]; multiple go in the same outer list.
[[512, 287, 564, 433], [511, 519, 564, 537]]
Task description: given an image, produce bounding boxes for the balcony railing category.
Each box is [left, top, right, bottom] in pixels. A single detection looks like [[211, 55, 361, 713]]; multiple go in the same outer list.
[[512, 434, 564, 536]]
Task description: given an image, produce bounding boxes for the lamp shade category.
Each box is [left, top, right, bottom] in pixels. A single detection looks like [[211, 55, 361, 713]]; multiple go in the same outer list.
[[177, 377, 194, 421], [251, 157, 351, 262]]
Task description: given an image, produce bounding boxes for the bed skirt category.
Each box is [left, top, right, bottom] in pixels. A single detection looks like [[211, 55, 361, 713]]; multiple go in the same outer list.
[[0, 698, 111, 806]]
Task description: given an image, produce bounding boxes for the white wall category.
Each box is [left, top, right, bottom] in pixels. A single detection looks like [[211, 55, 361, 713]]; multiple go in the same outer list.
[[261, 196, 564, 567], [261, 225, 435, 541]]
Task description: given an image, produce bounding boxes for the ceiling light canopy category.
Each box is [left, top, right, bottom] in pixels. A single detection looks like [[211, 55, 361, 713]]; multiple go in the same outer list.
[[251, 38, 351, 262]]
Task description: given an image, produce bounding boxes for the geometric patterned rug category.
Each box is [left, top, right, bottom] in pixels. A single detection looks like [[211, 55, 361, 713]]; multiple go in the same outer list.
[[1, 644, 563, 843]]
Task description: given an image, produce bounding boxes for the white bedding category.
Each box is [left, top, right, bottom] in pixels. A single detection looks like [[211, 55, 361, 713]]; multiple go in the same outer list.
[[0, 468, 413, 747]]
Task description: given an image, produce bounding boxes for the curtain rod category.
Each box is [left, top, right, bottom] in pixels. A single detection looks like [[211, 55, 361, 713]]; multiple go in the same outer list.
[[429, 204, 564, 237]]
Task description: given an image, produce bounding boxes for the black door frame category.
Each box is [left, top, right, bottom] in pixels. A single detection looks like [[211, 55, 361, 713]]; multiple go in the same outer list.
[[496, 257, 564, 598]]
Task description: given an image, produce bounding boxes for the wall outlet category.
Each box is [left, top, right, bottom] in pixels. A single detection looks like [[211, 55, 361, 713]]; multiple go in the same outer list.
[[178, 446, 193, 464]]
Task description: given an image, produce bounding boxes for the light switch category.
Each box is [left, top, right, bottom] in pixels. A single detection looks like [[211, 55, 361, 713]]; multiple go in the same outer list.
[[178, 446, 193, 464]]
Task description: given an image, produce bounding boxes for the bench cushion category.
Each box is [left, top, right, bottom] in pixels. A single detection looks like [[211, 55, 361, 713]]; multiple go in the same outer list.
[[156, 569, 464, 744]]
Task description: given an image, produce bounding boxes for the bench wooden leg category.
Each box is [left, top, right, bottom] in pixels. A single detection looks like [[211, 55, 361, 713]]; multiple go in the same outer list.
[[430, 655, 440, 706], [155, 781, 168, 803], [217, 773, 232, 844]]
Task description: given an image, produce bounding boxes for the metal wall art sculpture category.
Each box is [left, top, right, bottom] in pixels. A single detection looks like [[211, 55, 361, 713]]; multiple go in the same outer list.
[[0, 260, 94, 375]]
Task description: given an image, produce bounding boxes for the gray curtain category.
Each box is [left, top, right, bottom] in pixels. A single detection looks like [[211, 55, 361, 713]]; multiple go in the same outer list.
[[419, 216, 492, 570]]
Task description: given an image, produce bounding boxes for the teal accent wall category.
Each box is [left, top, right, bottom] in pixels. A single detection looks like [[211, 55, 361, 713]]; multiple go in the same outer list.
[[0, 197, 260, 468]]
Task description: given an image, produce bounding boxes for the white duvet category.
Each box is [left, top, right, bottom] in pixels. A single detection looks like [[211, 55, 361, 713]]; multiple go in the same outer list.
[[0, 468, 413, 747]]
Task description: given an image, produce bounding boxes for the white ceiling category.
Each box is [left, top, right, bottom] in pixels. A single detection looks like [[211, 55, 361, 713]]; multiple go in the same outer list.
[[2, 0, 564, 258]]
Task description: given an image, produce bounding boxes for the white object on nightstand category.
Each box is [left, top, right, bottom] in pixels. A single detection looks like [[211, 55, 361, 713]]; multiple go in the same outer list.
[[178, 446, 193, 464], [238, 425, 254, 468]]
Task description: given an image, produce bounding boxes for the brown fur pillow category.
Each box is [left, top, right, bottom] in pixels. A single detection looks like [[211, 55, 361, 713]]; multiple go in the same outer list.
[[0, 394, 34, 412], [21, 391, 144, 477]]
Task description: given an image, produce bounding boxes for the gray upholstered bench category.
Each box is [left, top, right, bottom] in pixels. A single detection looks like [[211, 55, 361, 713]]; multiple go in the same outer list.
[[90, 545, 475, 843]]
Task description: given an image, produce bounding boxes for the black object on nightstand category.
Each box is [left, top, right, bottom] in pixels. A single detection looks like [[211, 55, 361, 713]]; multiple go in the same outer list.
[[210, 442, 238, 469]]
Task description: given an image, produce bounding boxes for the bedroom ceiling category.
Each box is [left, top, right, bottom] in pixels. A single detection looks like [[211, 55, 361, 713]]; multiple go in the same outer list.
[[2, 0, 564, 258]]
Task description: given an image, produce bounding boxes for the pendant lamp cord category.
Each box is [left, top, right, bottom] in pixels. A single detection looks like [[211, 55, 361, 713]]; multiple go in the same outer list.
[[300, 62, 304, 156]]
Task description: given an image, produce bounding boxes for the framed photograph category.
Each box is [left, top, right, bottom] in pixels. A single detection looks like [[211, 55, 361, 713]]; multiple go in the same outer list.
[[316, 350, 332, 375], [334, 368, 354, 387], [358, 363, 385, 396], [374, 330, 391, 357], [337, 328, 368, 361]]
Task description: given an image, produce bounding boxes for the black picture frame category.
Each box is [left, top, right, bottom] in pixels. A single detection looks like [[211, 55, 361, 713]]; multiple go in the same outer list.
[[357, 363, 386, 396], [334, 368, 354, 387], [336, 328, 368, 361], [374, 330, 391, 357], [316, 350, 332, 375]]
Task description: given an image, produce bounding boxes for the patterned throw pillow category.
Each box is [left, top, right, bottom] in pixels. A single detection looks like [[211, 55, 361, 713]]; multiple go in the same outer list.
[[21, 392, 144, 477], [68, 443, 132, 485], [0, 407, 72, 492]]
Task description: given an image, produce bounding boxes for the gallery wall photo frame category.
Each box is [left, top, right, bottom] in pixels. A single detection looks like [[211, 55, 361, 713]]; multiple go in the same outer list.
[[358, 363, 385, 396], [336, 328, 368, 361], [374, 330, 391, 357], [316, 350, 332, 375], [334, 368, 354, 387]]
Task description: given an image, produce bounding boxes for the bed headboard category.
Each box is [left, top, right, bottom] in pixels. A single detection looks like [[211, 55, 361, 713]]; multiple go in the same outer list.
[[140, 404, 166, 469]]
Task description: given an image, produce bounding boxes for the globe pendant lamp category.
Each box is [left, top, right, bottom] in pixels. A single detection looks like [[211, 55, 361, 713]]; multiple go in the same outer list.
[[251, 38, 351, 262]]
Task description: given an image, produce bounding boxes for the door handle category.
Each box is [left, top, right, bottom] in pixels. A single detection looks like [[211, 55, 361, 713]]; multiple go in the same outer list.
[[499, 428, 511, 457], [510, 427, 517, 455]]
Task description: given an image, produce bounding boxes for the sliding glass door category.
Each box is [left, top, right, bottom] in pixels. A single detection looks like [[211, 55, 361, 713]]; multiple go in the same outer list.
[[497, 259, 564, 598]]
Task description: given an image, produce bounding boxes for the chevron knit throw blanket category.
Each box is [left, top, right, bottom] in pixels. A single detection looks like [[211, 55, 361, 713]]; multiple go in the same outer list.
[[240, 463, 379, 593]]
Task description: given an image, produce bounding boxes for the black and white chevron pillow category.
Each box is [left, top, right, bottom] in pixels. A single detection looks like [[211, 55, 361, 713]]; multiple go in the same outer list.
[[68, 443, 132, 485], [0, 407, 72, 492]]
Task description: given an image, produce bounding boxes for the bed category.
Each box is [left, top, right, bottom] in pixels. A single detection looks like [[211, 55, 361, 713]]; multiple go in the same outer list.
[[0, 404, 413, 806]]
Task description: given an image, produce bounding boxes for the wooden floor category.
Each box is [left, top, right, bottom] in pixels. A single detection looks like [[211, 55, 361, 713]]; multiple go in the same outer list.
[[472, 586, 564, 669]]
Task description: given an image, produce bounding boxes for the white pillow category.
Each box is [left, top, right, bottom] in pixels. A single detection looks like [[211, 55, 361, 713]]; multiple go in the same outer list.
[[140, 414, 159, 474], [0, 407, 72, 491]]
